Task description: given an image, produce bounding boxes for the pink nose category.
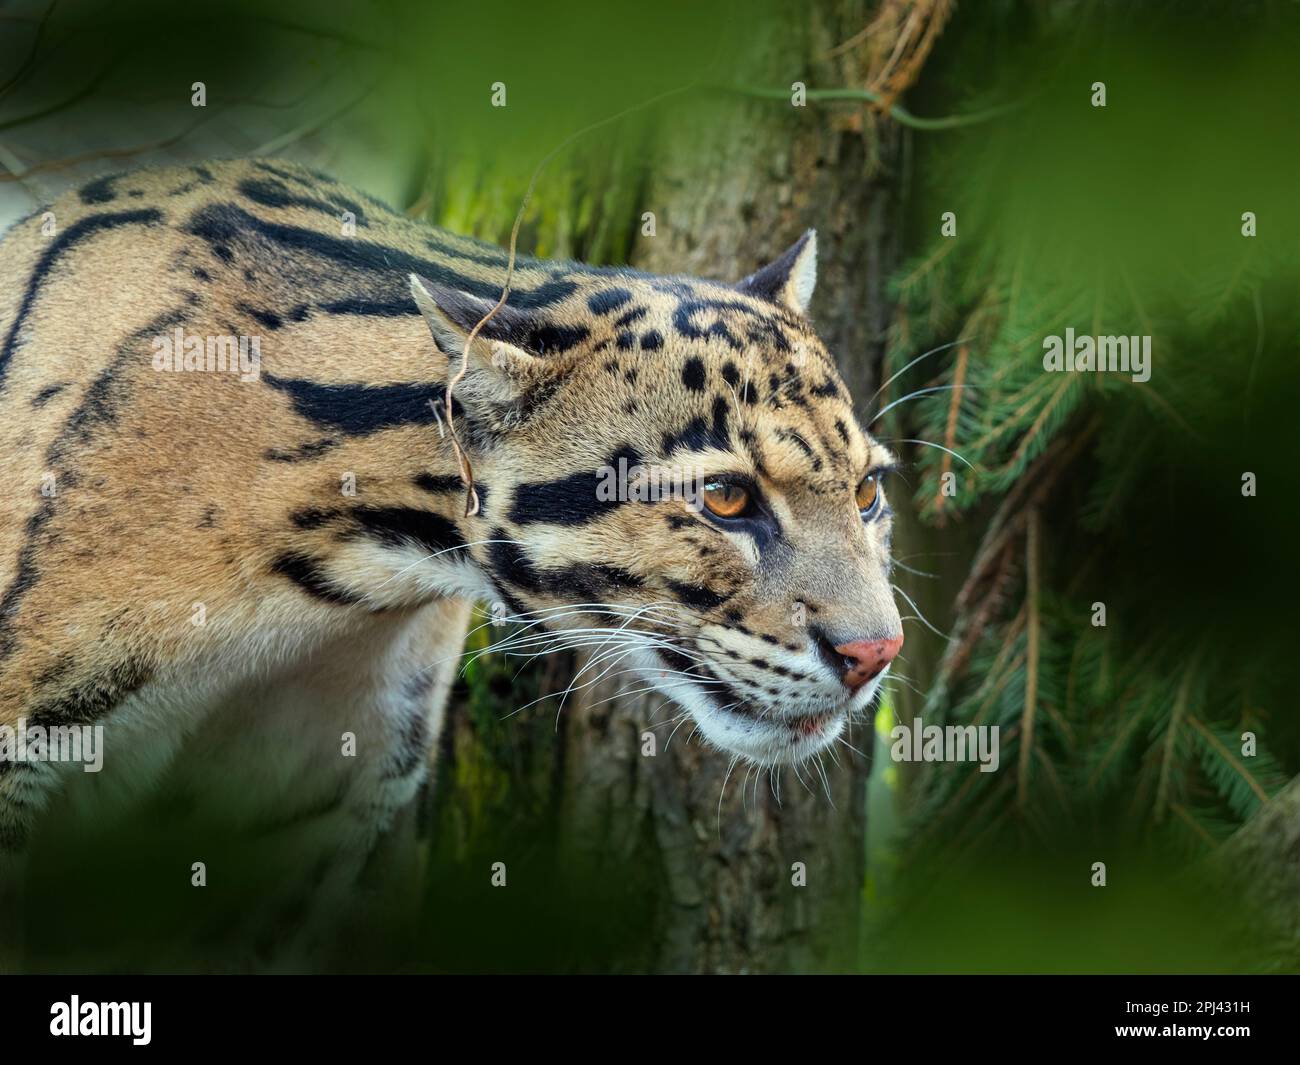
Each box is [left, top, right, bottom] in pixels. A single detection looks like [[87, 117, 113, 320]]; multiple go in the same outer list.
[[835, 635, 904, 690]]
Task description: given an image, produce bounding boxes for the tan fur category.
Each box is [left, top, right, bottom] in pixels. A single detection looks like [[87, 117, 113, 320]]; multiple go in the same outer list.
[[0, 159, 900, 886]]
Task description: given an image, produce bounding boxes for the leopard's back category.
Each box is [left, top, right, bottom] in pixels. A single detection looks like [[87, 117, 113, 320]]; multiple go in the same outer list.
[[0, 159, 503, 726], [0, 160, 526, 867]]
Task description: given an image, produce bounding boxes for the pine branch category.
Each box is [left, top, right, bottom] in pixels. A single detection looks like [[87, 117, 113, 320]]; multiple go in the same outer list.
[[1188, 715, 1271, 807], [931, 341, 969, 524], [1155, 669, 1193, 825], [1017, 507, 1041, 809]]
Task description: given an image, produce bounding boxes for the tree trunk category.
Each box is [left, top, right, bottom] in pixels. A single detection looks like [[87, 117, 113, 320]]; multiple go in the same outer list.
[[555, 0, 906, 973], [1213, 774, 1300, 970]]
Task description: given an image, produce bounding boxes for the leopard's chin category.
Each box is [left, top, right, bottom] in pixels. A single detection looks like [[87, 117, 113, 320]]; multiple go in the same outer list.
[[691, 700, 851, 766]]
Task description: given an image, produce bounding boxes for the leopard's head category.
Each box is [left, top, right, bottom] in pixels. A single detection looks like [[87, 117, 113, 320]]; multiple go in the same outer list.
[[411, 232, 902, 766]]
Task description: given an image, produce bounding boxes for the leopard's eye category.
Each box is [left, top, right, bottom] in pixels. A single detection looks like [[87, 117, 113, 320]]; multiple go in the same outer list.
[[701, 481, 751, 519], [856, 474, 881, 514]]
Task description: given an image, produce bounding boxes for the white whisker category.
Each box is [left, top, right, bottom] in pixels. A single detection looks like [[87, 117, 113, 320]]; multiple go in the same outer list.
[[868, 337, 971, 406], [869, 383, 976, 427], [887, 437, 975, 470], [892, 584, 950, 640]]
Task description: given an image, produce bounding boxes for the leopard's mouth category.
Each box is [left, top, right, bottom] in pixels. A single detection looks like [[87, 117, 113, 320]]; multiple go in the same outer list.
[[701, 698, 850, 765], [648, 647, 856, 765]]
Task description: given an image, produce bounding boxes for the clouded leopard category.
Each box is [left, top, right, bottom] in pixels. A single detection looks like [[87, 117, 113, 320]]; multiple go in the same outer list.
[[0, 158, 902, 933]]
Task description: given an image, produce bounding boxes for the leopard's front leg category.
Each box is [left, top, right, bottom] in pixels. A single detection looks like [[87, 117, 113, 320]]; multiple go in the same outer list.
[[0, 756, 71, 969], [167, 597, 473, 967]]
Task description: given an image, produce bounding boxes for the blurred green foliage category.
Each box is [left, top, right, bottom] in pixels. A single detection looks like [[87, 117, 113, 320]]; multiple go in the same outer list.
[[875, 1, 1300, 969], [6, 0, 1296, 974]]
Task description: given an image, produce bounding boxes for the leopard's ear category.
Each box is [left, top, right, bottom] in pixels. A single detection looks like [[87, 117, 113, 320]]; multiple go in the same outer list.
[[734, 229, 817, 314], [409, 274, 548, 411]]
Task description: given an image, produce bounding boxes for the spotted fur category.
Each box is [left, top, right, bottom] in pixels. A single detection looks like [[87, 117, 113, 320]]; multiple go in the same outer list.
[[0, 159, 901, 875]]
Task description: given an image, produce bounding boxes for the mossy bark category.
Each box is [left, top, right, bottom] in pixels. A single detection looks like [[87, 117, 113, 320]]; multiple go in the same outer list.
[[552, 0, 904, 973], [1214, 774, 1300, 971], [427, 0, 909, 973]]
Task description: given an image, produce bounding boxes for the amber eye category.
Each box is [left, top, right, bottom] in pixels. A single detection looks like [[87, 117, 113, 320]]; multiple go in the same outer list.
[[856, 474, 881, 513], [701, 481, 751, 519]]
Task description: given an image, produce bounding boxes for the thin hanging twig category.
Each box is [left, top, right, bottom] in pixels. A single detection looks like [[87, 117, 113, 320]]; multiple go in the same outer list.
[[442, 83, 692, 518]]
